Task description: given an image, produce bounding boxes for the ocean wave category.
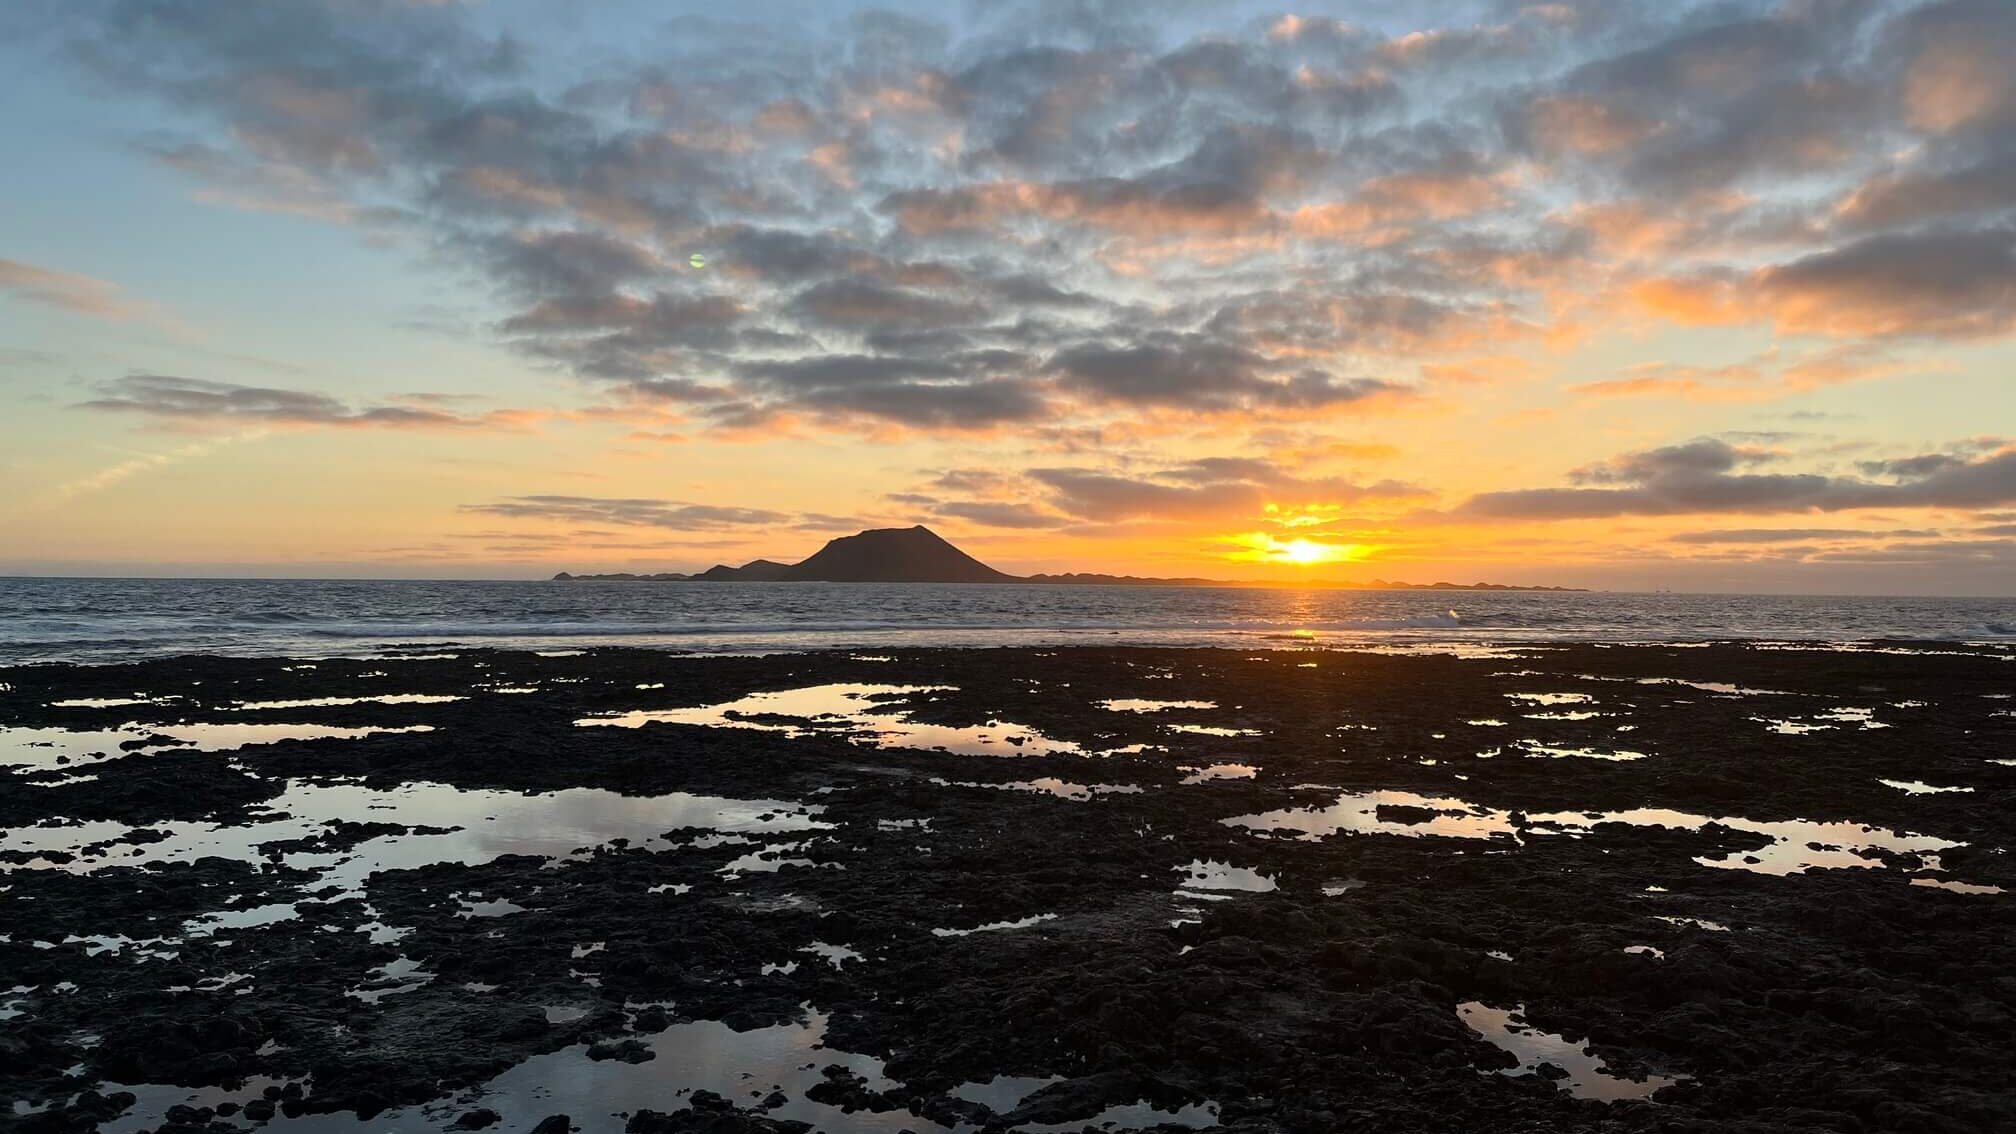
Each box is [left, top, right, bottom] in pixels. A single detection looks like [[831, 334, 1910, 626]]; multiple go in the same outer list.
[[299, 620, 1049, 639], [298, 613, 1504, 639], [5, 578, 2015, 665], [1257, 611, 1466, 634]]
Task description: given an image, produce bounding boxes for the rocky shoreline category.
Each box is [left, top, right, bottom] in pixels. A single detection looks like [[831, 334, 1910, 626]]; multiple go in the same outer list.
[[4, 643, 2013, 1133]]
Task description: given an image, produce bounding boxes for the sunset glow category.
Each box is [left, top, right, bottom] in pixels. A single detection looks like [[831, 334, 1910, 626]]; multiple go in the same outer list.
[[1228, 534, 1366, 567], [1, 1, 2013, 592]]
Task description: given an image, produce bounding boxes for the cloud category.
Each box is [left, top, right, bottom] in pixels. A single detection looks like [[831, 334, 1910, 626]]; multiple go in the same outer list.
[[1521, 94, 1661, 156], [1669, 528, 1941, 544], [927, 500, 1069, 529], [1806, 539, 2016, 566], [1891, 0, 2016, 134], [1461, 438, 2016, 519], [76, 374, 536, 429], [1635, 227, 2016, 339], [1030, 461, 1424, 523], [0, 258, 150, 320], [1048, 339, 1409, 412], [792, 378, 1050, 429], [31, 0, 2016, 452], [52, 432, 260, 501], [459, 496, 791, 530], [787, 279, 986, 329], [1835, 154, 2016, 232], [1028, 468, 1269, 522], [1757, 229, 2016, 339]]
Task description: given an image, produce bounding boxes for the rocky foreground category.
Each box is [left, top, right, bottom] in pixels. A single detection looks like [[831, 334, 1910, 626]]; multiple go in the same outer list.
[[3, 643, 2013, 1133]]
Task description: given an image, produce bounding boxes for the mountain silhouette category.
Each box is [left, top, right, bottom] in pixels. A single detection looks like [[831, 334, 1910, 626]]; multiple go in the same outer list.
[[554, 526, 1580, 589], [779, 526, 1015, 583], [694, 558, 792, 581]]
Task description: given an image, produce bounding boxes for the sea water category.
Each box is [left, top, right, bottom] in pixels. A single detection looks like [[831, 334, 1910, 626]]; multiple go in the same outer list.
[[0, 576, 2011, 663]]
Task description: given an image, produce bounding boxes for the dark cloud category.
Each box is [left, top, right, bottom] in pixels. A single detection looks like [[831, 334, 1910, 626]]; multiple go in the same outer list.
[[787, 279, 986, 329], [499, 294, 743, 339], [734, 354, 963, 390], [1856, 454, 1968, 479], [794, 378, 1049, 428], [1837, 154, 2016, 232], [1049, 339, 1408, 412], [478, 229, 662, 302], [1755, 228, 2016, 338], [706, 225, 865, 283], [1463, 439, 2016, 519], [1571, 438, 1775, 484], [35, 0, 2016, 441]]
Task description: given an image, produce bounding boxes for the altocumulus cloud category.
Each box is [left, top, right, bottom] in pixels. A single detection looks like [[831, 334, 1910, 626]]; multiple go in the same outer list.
[[31, 0, 2016, 436], [1461, 439, 2016, 520]]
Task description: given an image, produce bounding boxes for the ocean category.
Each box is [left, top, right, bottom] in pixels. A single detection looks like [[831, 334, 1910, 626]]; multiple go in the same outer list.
[[1, 576, 2012, 664]]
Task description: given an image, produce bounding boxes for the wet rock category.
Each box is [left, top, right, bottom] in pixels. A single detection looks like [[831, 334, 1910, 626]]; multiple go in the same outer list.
[[6, 644, 2015, 1134], [454, 1107, 501, 1128], [801, 1065, 903, 1113], [531, 1116, 572, 1134], [586, 1038, 656, 1063], [627, 1105, 813, 1134]]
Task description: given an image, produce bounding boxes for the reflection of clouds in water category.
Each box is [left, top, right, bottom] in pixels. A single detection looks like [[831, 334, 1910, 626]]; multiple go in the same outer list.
[[928, 776, 1142, 801], [254, 1013, 930, 1134], [231, 694, 464, 709], [2, 726, 135, 770], [1458, 1001, 1685, 1101], [0, 722, 430, 772], [4, 781, 829, 898], [1229, 790, 1967, 878], [580, 683, 1092, 757]]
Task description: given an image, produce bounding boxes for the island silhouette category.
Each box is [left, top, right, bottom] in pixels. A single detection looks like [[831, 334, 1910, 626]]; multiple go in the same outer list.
[[554, 526, 1579, 590]]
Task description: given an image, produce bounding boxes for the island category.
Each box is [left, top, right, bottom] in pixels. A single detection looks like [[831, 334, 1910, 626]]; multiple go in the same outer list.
[[553, 526, 1583, 590]]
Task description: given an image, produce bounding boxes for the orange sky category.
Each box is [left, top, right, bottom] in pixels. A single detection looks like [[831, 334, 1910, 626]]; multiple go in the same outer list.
[[2, 1, 2013, 593]]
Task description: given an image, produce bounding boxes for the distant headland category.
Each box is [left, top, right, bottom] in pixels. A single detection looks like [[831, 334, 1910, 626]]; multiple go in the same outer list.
[[553, 526, 1583, 591]]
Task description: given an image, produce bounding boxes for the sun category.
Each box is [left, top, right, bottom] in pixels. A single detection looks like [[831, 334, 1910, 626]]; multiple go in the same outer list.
[[1277, 538, 1336, 565], [1223, 533, 1369, 566]]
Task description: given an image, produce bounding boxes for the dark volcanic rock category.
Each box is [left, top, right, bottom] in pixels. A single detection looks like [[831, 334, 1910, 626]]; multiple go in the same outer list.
[[586, 1038, 656, 1063], [4, 643, 2013, 1134]]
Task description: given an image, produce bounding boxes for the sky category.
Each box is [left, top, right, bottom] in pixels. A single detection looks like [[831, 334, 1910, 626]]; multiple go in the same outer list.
[[1, 0, 2013, 593]]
